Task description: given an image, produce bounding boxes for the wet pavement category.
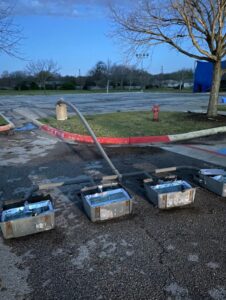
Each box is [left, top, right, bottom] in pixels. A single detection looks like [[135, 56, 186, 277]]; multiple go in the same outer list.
[[0, 92, 211, 116], [0, 126, 226, 300], [161, 133, 226, 168], [0, 93, 226, 299]]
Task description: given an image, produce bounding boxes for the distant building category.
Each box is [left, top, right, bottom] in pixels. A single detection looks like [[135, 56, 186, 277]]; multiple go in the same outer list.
[[162, 80, 179, 88], [193, 60, 226, 92], [184, 81, 193, 88], [162, 79, 193, 89]]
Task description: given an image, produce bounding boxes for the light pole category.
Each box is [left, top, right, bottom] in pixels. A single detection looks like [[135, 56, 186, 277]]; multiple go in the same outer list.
[[136, 53, 149, 91]]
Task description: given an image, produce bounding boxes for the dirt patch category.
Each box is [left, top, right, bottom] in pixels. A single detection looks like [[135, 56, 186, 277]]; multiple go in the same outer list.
[[185, 112, 226, 123]]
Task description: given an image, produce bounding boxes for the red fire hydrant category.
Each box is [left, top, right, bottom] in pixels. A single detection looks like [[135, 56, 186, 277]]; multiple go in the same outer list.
[[152, 104, 160, 121]]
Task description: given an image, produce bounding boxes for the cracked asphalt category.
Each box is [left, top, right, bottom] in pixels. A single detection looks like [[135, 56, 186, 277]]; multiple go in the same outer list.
[[0, 126, 226, 300]]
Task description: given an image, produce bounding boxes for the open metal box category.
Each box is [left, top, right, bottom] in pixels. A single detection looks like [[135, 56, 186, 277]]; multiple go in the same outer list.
[[81, 182, 133, 222], [194, 169, 226, 197], [144, 177, 196, 209], [0, 195, 55, 239]]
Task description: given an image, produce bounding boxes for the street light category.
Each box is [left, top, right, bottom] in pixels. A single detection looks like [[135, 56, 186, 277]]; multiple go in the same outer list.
[[136, 53, 149, 91]]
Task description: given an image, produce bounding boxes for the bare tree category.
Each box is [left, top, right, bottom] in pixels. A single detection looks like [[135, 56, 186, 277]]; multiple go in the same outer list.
[[106, 59, 112, 93], [110, 0, 226, 117], [89, 61, 109, 90], [111, 64, 130, 89], [26, 59, 60, 91], [0, 3, 22, 57]]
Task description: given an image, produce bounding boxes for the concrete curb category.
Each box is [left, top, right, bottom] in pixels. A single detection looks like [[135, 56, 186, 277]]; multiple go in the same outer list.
[[169, 126, 226, 142], [0, 113, 15, 132], [40, 124, 226, 145], [41, 124, 170, 144]]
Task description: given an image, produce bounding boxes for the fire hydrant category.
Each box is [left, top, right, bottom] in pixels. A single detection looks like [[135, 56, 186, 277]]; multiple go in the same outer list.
[[152, 104, 160, 121]]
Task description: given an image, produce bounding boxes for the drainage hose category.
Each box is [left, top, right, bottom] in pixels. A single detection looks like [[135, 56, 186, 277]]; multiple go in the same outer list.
[[57, 99, 122, 180]]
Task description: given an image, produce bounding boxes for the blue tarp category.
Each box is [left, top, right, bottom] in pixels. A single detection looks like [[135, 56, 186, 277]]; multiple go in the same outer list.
[[217, 148, 226, 155], [193, 60, 226, 93], [14, 122, 38, 131]]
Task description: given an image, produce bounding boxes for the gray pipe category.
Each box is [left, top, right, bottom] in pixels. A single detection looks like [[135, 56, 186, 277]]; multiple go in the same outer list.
[[57, 99, 122, 180], [23, 176, 94, 201], [38, 176, 94, 190]]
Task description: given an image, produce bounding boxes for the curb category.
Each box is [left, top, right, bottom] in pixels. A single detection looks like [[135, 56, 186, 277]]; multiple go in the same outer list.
[[169, 126, 226, 142], [0, 113, 15, 132], [41, 124, 170, 144], [40, 124, 226, 145]]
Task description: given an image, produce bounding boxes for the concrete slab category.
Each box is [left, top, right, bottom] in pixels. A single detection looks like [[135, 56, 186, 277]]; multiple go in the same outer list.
[[160, 143, 226, 168]]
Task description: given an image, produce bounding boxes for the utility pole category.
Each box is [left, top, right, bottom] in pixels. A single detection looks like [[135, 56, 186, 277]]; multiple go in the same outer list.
[[160, 65, 164, 88], [106, 59, 111, 94], [78, 68, 81, 90], [136, 53, 149, 92]]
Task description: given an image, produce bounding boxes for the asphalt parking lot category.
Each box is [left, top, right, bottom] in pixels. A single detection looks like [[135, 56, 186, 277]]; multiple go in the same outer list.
[[0, 92, 211, 116], [0, 128, 226, 300]]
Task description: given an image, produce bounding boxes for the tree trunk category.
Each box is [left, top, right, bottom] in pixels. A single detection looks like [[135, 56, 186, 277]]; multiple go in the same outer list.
[[207, 60, 222, 117], [120, 79, 123, 90], [129, 78, 132, 91], [106, 79, 109, 93]]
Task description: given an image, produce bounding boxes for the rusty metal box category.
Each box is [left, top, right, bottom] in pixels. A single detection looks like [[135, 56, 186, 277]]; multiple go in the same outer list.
[[195, 169, 226, 197], [0, 195, 55, 239], [81, 183, 133, 222], [144, 179, 196, 209]]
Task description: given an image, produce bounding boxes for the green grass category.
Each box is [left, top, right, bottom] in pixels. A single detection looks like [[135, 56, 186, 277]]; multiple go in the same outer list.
[[218, 104, 226, 111], [0, 115, 7, 126], [40, 111, 226, 137]]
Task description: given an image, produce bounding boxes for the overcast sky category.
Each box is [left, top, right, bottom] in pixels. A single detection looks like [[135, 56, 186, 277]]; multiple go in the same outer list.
[[1, 0, 194, 76]]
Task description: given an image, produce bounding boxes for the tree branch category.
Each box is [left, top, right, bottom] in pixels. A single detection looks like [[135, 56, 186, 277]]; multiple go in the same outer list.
[[0, 4, 23, 58]]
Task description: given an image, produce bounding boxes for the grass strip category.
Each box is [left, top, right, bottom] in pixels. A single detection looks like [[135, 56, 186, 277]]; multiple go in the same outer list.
[[40, 111, 226, 137], [218, 104, 226, 112], [0, 115, 7, 126]]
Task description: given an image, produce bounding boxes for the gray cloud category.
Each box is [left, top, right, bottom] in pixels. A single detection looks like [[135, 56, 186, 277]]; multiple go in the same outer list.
[[4, 0, 130, 18]]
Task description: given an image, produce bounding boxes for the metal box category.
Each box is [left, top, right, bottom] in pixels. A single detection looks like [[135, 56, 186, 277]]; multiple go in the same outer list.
[[144, 179, 196, 209], [0, 195, 55, 239], [81, 183, 133, 222], [195, 169, 226, 197]]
